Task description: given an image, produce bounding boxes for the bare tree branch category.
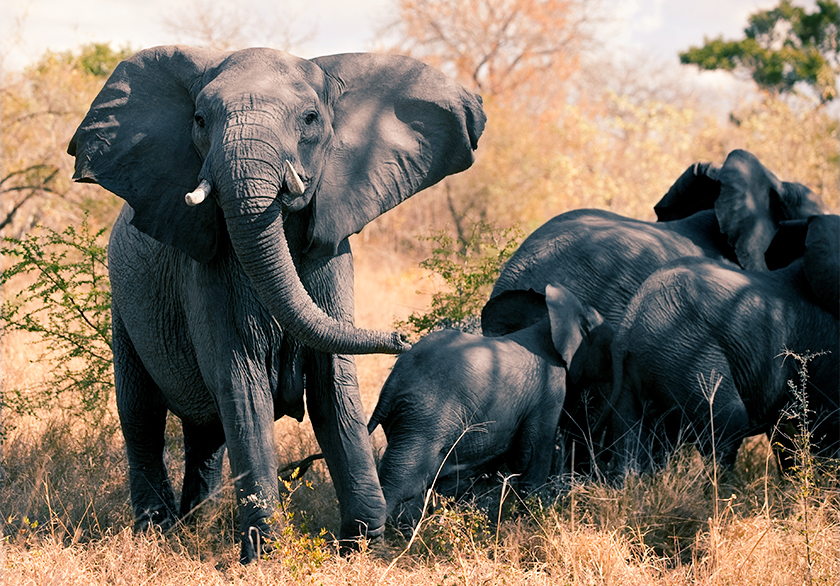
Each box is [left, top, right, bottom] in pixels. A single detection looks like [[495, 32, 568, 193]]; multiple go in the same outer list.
[[160, 0, 316, 53]]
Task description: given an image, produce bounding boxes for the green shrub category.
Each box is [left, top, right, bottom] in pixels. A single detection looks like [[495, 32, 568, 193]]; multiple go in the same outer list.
[[1, 217, 113, 421], [398, 222, 522, 336]]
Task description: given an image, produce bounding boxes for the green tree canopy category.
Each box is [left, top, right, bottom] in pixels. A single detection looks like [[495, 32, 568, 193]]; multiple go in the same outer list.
[[44, 42, 133, 78], [679, 0, 840, 104]]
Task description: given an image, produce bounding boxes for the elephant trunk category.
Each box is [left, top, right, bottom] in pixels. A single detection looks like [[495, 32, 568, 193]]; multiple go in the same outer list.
[[214, 142, 408, 355]]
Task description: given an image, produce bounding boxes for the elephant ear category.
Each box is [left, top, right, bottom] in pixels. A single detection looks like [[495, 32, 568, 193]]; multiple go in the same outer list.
[[653, 161, 721, 221], [714, 149, 827, 271], [480, 289, 547, 337], [67, 45, 227, 263], [765, 219, 809, 270], [803, 214, 840, 315], [545, 284, 594, 383], [307, 53, 486, 258]]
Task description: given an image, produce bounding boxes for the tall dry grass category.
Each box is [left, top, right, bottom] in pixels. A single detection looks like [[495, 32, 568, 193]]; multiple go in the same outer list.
[[2, 238, 839, 586]]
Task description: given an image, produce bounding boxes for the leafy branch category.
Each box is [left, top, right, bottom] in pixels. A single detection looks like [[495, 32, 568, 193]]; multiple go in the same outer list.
[[398, 222, 522, 336], [1, 217, 113, 418]]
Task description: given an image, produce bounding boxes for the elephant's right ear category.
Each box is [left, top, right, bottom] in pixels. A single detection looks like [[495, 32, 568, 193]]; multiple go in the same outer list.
[[545, 284, 586, 377], [713, 149, 826, 271], [803, 214, 840, 315], [545, 284, 610, 384], [68, 45, 227, 263], [653, 161, 721, 221]]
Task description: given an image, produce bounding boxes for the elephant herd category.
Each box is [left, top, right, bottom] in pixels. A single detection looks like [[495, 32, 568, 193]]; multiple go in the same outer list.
[[372, 148, 839, 530], [68, 46, 838, 562]]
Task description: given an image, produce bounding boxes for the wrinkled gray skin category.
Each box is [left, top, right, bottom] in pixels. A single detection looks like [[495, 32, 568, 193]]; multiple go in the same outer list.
[[68, 46, 485, 562], [484, 150, 826, 334], [369, 285, 613, 531], [609, 214, 840, 472], [481, 150, 827, 471]]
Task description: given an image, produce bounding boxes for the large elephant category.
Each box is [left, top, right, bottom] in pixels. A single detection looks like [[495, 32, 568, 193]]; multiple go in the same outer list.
[[480, 150, 827, 471], [368, 284, 613, 532], [609, 214, 840, 472], [68, 46, 485, 562]]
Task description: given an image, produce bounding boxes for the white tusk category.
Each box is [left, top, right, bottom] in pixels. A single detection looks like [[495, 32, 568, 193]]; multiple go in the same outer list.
[[284, 160, 305, 196], [185, 179, 211, 206]]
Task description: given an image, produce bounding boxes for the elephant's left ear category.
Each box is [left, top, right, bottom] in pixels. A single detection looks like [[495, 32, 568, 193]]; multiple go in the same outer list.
[[714, 149, 827, 271], [480, 289, 547, 337], [307, 53, 486, 257], [653, 161, 721, 221], [803, 214, 840, 315]]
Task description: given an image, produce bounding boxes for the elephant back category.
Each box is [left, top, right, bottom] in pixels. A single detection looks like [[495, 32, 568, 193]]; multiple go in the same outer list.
[[485, 208, 711, 330]]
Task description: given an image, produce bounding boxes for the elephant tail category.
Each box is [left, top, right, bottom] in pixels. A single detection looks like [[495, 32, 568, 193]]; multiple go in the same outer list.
[[367, 409, 384, 435], [278, 453, 324, 483], [368, 372, 399, 435]]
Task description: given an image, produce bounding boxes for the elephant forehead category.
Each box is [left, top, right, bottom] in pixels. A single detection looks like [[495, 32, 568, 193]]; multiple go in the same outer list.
[[202, 50, 324, 99], [201, 77, 318, 108], [219, 47, 312, 75]]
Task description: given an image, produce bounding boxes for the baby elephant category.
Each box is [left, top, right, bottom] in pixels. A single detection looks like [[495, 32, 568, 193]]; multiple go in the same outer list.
[[369, 284, 613, 530], [608, 215, 839, 474]]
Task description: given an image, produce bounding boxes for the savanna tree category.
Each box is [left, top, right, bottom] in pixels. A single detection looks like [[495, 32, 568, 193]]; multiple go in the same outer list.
[[680, 0, 840, 104]]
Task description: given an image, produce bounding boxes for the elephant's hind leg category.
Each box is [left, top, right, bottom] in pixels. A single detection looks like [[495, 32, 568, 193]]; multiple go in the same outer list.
[[113, 307, 178, 532], [699, 386, 749, 470], [180, 422, 226, 521], [665, 351, 749, 470]]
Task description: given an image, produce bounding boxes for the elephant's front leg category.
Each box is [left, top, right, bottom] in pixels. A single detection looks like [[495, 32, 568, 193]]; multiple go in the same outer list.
[[214, 380, 279, 563], [298, 238, 386, 545], [306, 352, 387, 542], [512, 399, 565, 493], [112, 306, 179, 532], [188, 275, 283, 563]]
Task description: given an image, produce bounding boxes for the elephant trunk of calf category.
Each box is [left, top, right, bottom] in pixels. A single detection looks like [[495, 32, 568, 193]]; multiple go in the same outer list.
[[214, 148, 407, 355]]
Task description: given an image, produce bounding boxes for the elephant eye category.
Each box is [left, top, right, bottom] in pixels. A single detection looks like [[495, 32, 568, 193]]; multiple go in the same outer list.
[[303, 111, 318, 125], [194, 111, 206, 128]]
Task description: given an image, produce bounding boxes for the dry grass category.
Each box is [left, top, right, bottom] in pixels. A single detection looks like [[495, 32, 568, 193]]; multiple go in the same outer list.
[[2, 239, 839, 585], [3, 448, 838, 586]]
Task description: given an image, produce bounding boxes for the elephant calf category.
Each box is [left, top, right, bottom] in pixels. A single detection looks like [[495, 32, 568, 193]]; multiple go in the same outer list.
[[368, 284, 613, 531], [609, 214, 840, 473]]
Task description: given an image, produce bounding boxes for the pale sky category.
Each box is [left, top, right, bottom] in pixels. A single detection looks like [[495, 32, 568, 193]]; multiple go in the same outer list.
[[1, 0, 813, 73]]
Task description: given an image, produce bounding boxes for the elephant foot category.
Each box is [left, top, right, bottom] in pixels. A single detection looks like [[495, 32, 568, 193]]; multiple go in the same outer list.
[[337, 523, 385, 556], [133, 508, 177, 534], [238, 521, 275, 564]]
